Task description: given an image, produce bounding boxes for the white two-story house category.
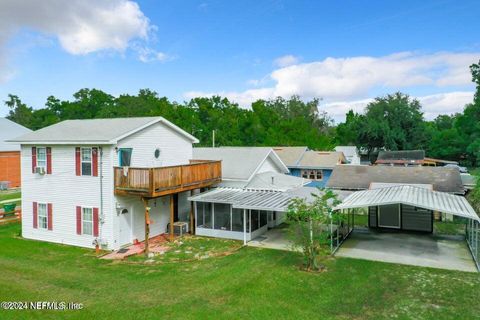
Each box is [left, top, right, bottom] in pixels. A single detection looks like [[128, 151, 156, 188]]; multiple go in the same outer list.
[[10, 117, 221, 251]]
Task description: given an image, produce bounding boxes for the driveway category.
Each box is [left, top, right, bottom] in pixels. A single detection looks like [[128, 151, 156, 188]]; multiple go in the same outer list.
[[336, 228, 477, 272]]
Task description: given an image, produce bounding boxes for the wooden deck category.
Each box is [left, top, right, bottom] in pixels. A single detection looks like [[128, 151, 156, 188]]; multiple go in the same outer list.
[[114, 160, 221, 198]]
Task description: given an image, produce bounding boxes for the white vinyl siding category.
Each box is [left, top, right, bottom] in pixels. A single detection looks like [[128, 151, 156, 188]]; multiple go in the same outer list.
[[117, 122, 192, 167], [37, 147, 47, 169], [82, 207, 93, 235], [21, 144, 115, 249], [38, 203, 47, 229]]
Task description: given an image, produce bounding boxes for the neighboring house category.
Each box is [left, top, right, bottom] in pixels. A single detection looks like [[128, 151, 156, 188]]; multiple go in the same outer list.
[[334, 146, 361, 165], [190, 147, 310, 242], [272, 146, 308, 168], [291, 151, 346, 188], [375, 150, 460, 168], [10, 117, 221, 250], [375, 150, 425, 166], [326, 165, 464, 194], [0, 118, 32, 188], [272, 147, 347, 188]]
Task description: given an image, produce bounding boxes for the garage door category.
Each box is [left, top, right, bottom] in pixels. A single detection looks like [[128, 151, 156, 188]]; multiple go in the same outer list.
[[402, 205, 432, 232], [378, 204, 400, 229]]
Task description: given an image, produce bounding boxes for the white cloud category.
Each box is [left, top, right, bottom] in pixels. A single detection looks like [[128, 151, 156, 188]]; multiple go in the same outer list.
[[0, 0, 168, 81], [0, 0, 151, 54], [418, 91, 474, 119], [186, 51, 479, 105], [135, 46, 174, 63], [273, 54, 300, 67]]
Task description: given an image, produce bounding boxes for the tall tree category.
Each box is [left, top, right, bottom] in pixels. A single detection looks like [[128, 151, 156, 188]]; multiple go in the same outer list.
[[363, 92, 427, 151], [5, 94, 34, 129]]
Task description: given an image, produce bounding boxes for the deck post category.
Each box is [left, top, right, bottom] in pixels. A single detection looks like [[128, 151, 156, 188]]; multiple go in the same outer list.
[[243, 209, 247, 245], [169, 194, 175, 241], [189, 190, 195, 234], [142, 197, 150, 256]]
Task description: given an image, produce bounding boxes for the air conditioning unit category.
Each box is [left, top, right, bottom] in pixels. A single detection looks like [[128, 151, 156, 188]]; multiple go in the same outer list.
[[35, 167, 46, 175]]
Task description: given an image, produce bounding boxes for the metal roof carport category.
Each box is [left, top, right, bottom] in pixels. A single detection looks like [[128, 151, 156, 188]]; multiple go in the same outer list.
[[333, 185, 480, 271]]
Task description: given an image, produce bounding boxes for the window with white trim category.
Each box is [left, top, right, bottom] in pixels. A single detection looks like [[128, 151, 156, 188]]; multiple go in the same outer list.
[[81, 147, 92, 176], [38, 203, 48, 229], [82, 207, 93, 235], [37, 147, 47, 169], [301, 169, 323, 181]]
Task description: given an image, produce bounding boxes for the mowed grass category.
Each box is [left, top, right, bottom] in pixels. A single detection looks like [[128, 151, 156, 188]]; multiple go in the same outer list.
[[0, 223, 479, 319]]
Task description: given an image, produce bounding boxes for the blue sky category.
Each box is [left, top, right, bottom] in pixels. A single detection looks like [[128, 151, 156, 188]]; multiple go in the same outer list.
[[0, 0, 479, 122]]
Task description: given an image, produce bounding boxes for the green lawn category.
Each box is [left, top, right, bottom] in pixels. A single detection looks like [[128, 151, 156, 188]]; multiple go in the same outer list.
[[0, 223, 479, 319]]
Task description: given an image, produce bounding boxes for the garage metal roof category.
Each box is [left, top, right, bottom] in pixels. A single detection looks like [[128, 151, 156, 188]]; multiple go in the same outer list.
[[335, 185, 479, 221]]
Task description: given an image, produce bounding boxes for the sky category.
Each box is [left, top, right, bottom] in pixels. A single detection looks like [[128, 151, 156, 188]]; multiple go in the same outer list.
[[0, 0, 479, 123]]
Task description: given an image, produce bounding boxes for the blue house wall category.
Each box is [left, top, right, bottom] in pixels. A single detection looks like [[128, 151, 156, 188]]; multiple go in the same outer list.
[[288, 168, 333, 188]]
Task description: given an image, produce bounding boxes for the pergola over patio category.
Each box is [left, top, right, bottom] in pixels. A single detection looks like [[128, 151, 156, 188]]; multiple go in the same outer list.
[[333, 185, 480, 271]]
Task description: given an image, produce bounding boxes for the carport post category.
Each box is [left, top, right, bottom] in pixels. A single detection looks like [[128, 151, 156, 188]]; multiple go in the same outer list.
[[475, 221, 478, 258], [330, 214, 333, 253], [337, 220, 339, 248]]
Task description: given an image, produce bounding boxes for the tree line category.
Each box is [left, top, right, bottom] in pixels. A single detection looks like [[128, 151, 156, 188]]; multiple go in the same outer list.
[[5, 60, 480, 166]]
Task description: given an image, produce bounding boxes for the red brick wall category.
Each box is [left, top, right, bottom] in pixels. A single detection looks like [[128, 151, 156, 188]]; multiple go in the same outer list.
[[0, 151, 21, 187]]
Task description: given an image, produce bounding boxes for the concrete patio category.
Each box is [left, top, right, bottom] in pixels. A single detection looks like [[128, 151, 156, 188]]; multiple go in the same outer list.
[[247, 225, 296, 251], [336, 228, 477, 272]]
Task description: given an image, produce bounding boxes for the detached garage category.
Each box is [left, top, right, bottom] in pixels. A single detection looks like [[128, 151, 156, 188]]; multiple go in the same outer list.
[[335, 185, 480, 271], [366, 183, 436, 232], [368, 204, 433, 232]]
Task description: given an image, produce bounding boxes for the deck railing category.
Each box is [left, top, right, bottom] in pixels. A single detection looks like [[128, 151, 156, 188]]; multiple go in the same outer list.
[[114, 160, 221, 197]]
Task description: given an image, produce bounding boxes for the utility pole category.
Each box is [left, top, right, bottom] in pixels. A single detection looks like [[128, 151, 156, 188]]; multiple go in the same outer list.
[[212, 130, 215, 148]]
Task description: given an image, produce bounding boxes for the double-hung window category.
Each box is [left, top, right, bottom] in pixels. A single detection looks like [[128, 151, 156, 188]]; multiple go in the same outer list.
[[301, 169, 323, 181], [38, 203, 48, 229], [36, 147, 47, 169], [81, 148, 92, 176], [82, 208, 93, 235]]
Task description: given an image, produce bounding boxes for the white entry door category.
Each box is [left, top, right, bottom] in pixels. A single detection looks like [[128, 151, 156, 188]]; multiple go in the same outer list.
[[378, 204, 401, 229], [119, 207, 132, 246]]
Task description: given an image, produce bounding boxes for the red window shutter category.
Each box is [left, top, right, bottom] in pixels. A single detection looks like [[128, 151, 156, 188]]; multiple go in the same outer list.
[[33, 202, 38, 229], [93, 208, 99, 237], [47, 203, 53, 230], [75, 147, 81, 176], [46, 147, 52, 174], [76, 206, 82, 235], [32, 147, 37, 173], [92, 147, 98, 177]]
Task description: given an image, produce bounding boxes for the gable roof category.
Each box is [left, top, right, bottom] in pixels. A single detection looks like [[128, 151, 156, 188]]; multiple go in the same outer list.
[[192, 147, 288, 181], [244, 171, 309, 191], [272, 146, 308, 167], [326, 165, 464, 194], [296, 151, 346, 169], [376, 150, 425, 165], [9, 117, 198, 144], [334, 146, 358, 158], [0, 118, 32, 151], [335, 185, 478, 221]]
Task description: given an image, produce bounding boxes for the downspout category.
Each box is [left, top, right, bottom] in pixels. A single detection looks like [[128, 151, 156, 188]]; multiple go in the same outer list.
[[93, 146, 104, 253], [99, 147, 104, 245]]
